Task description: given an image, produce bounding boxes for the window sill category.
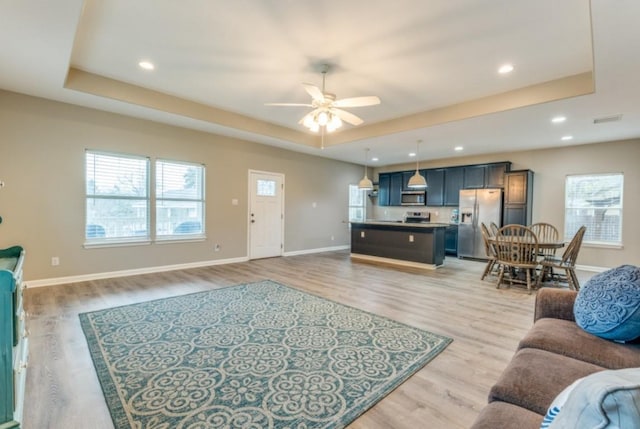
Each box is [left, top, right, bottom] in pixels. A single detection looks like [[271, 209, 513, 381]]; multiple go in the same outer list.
[[84, 239, 152, 249], [581, 242, 624, 250], [155, 235, 207, 244]]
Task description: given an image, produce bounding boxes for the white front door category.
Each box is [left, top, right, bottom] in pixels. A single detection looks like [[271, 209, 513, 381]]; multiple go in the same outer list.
[[249, 171, 284, 260]]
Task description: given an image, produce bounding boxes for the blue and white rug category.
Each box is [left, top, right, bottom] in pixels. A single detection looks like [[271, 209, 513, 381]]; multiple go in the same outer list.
[[80, 280, 452, 428]]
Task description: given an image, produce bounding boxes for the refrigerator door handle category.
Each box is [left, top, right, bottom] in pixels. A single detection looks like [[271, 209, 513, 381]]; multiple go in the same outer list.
[[473, 198, 479, 229]]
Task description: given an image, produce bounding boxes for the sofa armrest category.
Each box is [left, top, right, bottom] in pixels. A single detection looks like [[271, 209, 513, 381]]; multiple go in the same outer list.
[[533, 288, 578, 323]]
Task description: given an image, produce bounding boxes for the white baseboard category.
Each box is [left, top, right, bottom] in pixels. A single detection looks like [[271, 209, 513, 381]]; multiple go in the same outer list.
[[575, 264, 609, 273], [283, 245, 349, 257], [26, 256, 250, 288], [25, 246, 351, 288]]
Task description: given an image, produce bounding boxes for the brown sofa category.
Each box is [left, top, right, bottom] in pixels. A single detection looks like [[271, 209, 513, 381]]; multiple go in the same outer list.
[[470, 288, 640, 429]]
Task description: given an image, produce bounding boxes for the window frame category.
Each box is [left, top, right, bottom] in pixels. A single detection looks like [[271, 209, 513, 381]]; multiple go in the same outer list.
[[564, 172, 624, 248], [84, 150, 151, 247], [155, 158, 206, 241]]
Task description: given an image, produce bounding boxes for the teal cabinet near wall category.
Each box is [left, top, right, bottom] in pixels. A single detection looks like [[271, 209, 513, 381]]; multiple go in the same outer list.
[[0, 246, 27, 428]]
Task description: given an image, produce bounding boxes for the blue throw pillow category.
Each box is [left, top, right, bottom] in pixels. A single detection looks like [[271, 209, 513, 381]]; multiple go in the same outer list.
[[574, 265, 640, 342]]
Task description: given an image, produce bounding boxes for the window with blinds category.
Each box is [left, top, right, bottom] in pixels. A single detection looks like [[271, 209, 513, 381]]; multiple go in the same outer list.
[[156, 160, 205, 238], [564, 173, 623, 246], [85, 151, 150, 243]]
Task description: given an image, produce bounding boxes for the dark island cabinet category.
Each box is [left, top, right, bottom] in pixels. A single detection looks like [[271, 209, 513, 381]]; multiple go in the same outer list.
[[444, 224, 458, 256], [444, 167, 464, 206], [503, 170, 534, 226], [425, 169, 445, 206]]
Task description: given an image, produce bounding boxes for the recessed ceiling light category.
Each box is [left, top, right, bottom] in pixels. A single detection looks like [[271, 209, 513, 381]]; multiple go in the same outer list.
[[409, 152, 416, 157], [498, 64, 514, 74], [371, 157, 379, 162], [454, 146, 464, 152], [551, 116, 567, 123], [561, 135, 574, 141], [138, 61, 155, 70]]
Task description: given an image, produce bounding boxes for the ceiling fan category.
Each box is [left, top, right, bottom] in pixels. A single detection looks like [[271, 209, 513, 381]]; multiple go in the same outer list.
[[266, 64, 381, 134]]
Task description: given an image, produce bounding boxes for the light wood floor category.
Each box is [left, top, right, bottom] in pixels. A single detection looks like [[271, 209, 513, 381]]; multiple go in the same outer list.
[[22, 251, 592, 429]]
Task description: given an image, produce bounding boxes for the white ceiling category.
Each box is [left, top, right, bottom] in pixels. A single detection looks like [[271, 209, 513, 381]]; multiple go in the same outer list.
[[1, 0, 639, 167]]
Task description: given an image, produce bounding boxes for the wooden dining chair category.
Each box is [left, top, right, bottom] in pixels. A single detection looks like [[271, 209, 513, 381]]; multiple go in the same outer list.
[[529, 222, 560, 258], [540, 226, 586, 291], [494, 224, 540, 294], [489, 221, 499, 236], [480, 223, 499, 280]]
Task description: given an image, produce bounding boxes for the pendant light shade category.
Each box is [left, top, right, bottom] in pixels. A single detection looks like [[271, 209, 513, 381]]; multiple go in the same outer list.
[[358, 148, 374, 190], [407, 140, 427, 189]]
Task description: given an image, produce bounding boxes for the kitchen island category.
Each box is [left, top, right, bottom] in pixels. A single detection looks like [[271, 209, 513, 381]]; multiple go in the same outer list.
[[350, 221, 448, 269]]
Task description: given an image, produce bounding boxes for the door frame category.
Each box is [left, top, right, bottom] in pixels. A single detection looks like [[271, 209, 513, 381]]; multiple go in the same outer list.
[[247, 169, 285, 259]]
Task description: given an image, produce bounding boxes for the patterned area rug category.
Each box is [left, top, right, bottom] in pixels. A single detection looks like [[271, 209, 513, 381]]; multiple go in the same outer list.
[[80, 280, 452, 428]]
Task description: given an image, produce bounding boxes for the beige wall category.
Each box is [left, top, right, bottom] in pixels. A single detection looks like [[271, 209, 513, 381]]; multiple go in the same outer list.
[[373, 139, 640, 269], [0, 91, 363, 281]]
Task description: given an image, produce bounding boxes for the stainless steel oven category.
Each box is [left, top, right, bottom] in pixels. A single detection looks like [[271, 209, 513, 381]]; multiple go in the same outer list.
[[401, 191, 426, 206]]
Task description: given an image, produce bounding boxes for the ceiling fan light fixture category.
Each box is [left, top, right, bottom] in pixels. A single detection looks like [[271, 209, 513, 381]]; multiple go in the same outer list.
[[317, 111, 329, 126], [330, 114, 342, 129], [303, 115, 314, 128]]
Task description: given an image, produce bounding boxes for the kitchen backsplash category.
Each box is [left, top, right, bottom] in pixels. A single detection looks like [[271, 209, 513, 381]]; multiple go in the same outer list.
[[369, 205, 459, 224]]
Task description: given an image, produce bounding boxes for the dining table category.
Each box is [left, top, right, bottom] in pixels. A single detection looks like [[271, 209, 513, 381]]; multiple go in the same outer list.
[[487, 235, 565, 286]]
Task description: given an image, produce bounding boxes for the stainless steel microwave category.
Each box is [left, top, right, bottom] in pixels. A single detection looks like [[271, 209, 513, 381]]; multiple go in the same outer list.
[[401, 191, 426, 206]]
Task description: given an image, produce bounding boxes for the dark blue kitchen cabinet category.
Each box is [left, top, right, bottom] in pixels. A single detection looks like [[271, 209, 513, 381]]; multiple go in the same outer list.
[[425, 169, 445, 206]]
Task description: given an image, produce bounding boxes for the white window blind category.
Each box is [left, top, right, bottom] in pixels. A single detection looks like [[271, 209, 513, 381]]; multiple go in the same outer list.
[[156, 160, 205, 238], [564, 173, 623, 246], [348, 184, 366, 222], [85, 151, 150, 242]]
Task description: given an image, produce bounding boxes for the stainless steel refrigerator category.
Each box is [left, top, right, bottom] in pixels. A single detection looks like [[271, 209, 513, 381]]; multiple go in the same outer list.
[[457, 188, 503, 259]]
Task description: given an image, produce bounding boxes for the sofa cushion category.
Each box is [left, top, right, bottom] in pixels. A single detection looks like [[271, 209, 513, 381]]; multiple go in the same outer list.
[[469, 401, 542, 429], [519, 318, 640, 369], [489, 348, 604, 415], [541, 368, 640, 429], [574, 264, 640, 342]]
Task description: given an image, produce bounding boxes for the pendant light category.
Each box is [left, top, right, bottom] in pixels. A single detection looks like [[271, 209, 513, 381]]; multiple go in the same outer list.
[[407, 139, 427, 189], [358, 148, 374, 190]]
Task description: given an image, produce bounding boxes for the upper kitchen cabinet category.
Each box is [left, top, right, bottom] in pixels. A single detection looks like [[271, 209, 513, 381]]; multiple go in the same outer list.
[[444, 167, 464, 206], [463, 165, 486, 189], [389, 172, 404, 206], [463, 162, 511, 189], [486, 162, 511, 188], [378, 173, 390, 206], [425, 169, 445, 206], [504, 169, 534, 225]]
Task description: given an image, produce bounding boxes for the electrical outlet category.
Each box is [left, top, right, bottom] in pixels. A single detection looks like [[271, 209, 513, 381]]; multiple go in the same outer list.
[[331, 235, 335, 241], [51, 256, 60, 266], [214, 244, 221, 252], [409, 235, 414, 243]]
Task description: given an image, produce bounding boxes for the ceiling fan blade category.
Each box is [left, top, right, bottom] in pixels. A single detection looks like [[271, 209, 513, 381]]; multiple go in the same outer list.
[[333, 96, 381, 108], [332, 108, 364, 126], [302, 83, 325, 103], [264, 103, 313, 107]]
